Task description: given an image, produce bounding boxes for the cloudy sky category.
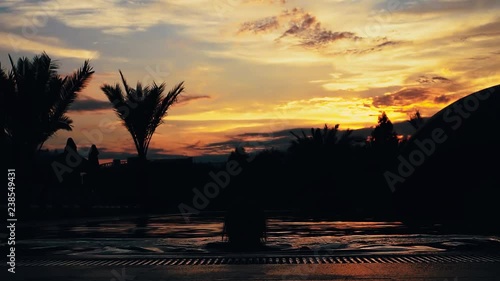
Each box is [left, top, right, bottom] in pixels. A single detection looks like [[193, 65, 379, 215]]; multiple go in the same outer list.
[[1, 0, 499, 161]]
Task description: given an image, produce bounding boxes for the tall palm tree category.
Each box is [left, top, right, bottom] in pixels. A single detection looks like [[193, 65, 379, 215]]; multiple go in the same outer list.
[[101, 70, 184, 160], [1, 52, 94, 162]]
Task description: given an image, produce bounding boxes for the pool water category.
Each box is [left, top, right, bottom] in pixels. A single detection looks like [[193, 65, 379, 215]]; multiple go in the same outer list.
[[11, 214, 500, 257]]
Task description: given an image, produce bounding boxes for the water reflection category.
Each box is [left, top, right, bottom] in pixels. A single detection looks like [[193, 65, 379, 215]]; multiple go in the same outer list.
[[14, 215, 500, 257]]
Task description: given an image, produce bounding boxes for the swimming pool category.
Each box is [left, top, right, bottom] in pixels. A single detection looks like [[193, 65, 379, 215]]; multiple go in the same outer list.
[[11, 214, 500, 257]]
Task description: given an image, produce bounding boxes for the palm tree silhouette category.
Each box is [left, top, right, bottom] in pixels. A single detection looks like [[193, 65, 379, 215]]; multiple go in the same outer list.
[[1, 52, 93, 161], [101, 70, 184, 160], [289, 124, 353, 151]]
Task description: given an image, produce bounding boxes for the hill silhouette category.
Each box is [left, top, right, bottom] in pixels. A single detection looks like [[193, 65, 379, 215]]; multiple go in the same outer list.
[[390, 84, 500, 230]]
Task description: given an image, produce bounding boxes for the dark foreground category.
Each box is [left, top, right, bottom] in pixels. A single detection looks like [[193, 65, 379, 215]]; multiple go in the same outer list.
[[3, 261, 500, 281], [2, 214, 500, 280]]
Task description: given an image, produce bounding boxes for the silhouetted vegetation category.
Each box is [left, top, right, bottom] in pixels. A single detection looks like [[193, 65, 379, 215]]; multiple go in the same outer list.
[[369, 112, 399, 149], [101, 71, 184, 160], [407, 109, 425, 130], [1, 53, 93, 209], [1, 53, 93, 165]]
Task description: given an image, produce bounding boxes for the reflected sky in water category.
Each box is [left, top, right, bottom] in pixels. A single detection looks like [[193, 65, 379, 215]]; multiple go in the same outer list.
[[12, 214, 500, 257]]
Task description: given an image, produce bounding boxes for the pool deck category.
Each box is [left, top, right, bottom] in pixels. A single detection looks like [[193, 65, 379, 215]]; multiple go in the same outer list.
[[3, 262, 500, 281]]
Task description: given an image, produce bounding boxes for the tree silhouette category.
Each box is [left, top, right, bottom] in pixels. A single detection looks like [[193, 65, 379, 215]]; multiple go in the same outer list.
[[1, 52, 93, 161], [286, 124, 355, 212], [101, 71, 184, 160], [228, 146, 250, 167], [407, 109, 424, 130], [288, 124, 354, 156], [370, 112, 398, 148]]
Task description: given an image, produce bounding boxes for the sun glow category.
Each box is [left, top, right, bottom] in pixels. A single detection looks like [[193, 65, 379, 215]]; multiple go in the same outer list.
[[1, 0, 495, 158]]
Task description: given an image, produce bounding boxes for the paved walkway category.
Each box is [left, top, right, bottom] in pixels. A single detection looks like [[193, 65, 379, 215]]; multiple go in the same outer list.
[[3, 262, 500, 280]]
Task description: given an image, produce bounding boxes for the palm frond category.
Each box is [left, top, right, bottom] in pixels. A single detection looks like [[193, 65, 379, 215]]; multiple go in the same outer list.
[[101, 84, 127, 120], [101, 72, 183, 159], [301, 130, 307, 139], [58, 59, 93, 108], [32, 52, 58, 92], [41, 59, 93, 146], [102, 83, 143, 156], [290, 131, 300, 140], [153, 81, 183, 125], [119, 70, 132, 95], [288, 123, 355, 154], [8, 54, 22, 94], [4, 53, 93, 156]]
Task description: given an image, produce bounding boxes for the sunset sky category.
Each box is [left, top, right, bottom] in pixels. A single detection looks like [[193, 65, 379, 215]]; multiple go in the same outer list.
[[1, 0, 499, 161]]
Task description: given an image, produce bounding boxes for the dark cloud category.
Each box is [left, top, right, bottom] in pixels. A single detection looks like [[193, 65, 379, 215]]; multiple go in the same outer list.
[[456, 18, 500, 42], [417, 75, 451, 84], [177, 94, 211, 104], [417, 76, 431, 84], [183, 140, 203, 150], [71, 97, 111, 112], [372, 95, 394, 107], [376, 40, 401, 48], [239, 16, 280, 33], [432, 76, 451, 82], [96, 147, 183, 161], [278, 12, 361, 47], [343, 38, 403, 55], [182, 140, 232, 155], [281, 12, 316, 36], [466, 18, 500, 37], [300, 30, 360, 48], [237, 131, 290, 138], [202, 135, 291, 154], [183, 121, 423, 162], [71, 94, 210, 112], [372, 82, 459, 108], [434, 94, 451, 103], [372, 87, 431, 107], [239, 8, 361, 48], [467, 56, 489, 60], [182, 132, 295, 157]]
